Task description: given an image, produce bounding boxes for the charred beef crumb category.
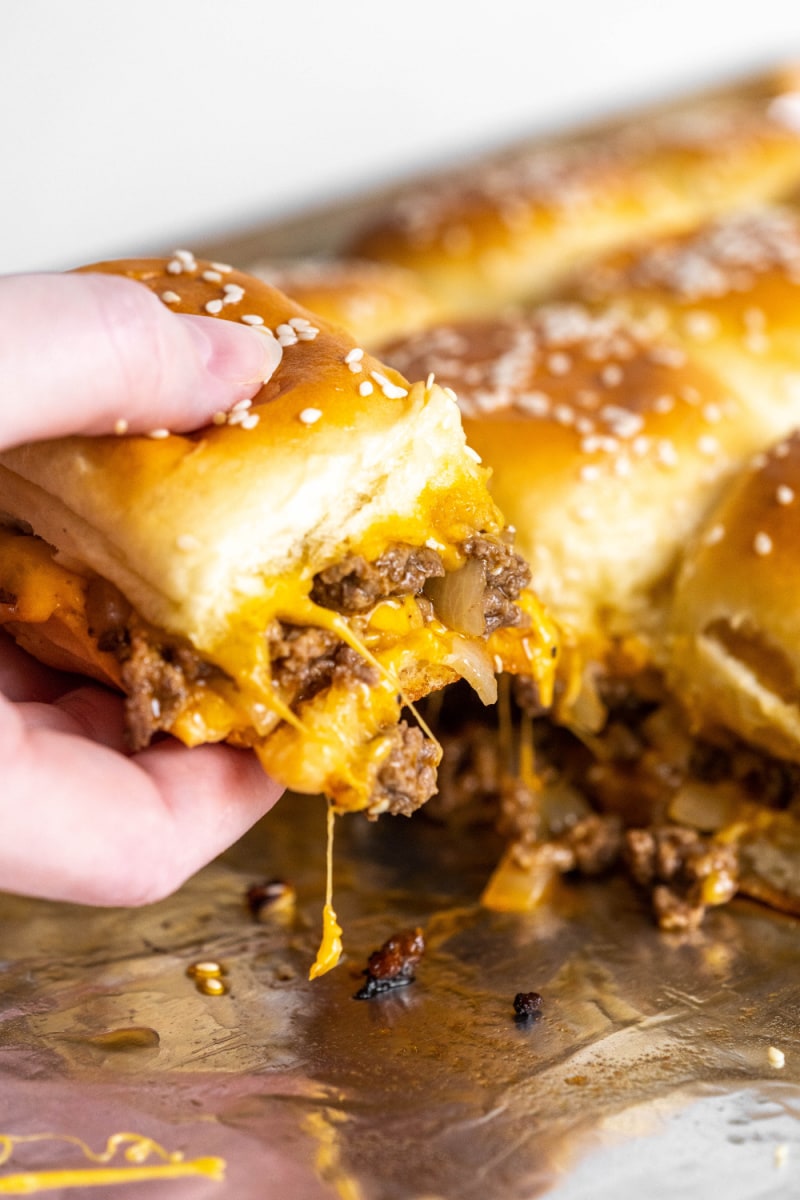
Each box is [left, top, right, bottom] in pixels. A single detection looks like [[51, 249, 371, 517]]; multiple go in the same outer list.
[[741, 759, 800, 808], [121, 630, 218, 751], [689, 741, 732, 784], [267, 623, 379, 706], [311, 545, 445, 613], [513, 991, 543, 1021], [369, 722, 440, 817], [624, 825, 738, 932], [0, 587, 17, 608], [354, 927, 425, 1000], [461, 534, 531, 634]]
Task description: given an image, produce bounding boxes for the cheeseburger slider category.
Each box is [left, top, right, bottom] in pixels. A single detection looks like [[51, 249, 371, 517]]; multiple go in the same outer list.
[[351, 73, 800, 316], [381, 206, 800, 923], [0, 256, 556, 825]]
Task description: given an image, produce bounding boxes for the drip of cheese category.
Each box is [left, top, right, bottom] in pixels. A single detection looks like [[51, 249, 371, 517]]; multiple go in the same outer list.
[[0, 1132, 224, 1194], [309, 803, 344, 979]]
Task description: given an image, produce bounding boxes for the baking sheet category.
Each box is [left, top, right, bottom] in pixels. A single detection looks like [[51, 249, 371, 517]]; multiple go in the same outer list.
[[1, 793, 799, 1198]]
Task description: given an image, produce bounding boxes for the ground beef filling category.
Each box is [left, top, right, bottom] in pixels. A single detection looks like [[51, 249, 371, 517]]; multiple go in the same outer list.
[[311, 535, 530, 634]]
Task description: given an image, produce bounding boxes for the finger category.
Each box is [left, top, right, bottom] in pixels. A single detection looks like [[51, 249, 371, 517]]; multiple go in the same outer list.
[[19, 685, 128, 751], [0, 629, 81, 702], [0, 693, 284, 907], [0, 272, 281, 449]]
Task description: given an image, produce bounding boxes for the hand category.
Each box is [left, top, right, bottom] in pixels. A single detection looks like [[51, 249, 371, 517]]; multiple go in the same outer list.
[[0, 271, 285, 907]]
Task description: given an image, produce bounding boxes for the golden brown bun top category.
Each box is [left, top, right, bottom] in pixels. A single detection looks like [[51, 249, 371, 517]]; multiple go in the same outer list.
[[246, 257, 441, 348], [382, 304, 767, 652], [668, 432, 800, 760], [0, 256, 500, 663], [350, 80, 800, 314]]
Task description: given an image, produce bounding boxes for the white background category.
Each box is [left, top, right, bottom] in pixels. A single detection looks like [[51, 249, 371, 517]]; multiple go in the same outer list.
[[2, 0, 799, 274]]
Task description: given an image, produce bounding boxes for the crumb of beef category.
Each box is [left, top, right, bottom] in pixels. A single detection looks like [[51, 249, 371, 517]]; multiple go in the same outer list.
[[121, 629, 216, 751], [624, 825, 738, 932], [311, 544, 444, 613], [513, 991, 543, 1020], [369, 721, 440, 817], [267, 623, 379, 706], [354, 927, 425, 1000], [462, 534, 531, 633], [0, 587, 17, 607], [561, 813, 623, 876]]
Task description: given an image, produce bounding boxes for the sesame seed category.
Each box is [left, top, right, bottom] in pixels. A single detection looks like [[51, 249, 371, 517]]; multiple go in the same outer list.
[[554, 404, 575, 426], [656, 439, 678, 467], [296, 328, 319, 341], [166, 260, 183, 275], [698, 435, 719, 456], [205, 299, 224, 315], [345, 348, 364, 364], [288, 317, 312, 330], [465, 446, 482, 463], [768, 1045, 786, 1069], [614, 456, 632, 477], [210, 261, 233, 273], [359, 381, 374, 397], [775, 441, 791, 458], [601, 364, 623, 387], [443, 387, 459, 402], [113, 418, 129, 436], [348, 361, 363, 373], [580, 464, 600, 482], [202, 270, 223, 283], [575, 416, 595, 435], [702, 403, 722, 423], [278, 332, 298, 348], [299, 407, 323, 425], [426, 372, 435, 389], [240, 413, 260, 430], [704, 523, 725, 546], [632, 435, 651, 457], [752, 452, 768, 470], [161, 290, 181, 304], [517, 391, 551, 416], [222, 284, 245, 304], [547, 352, 571, 376], [147, 428, 170, 439], [230, 398, 252, 413], [744, 332, 769, 355], [683, 311, 719, 341], [777, 485, 795, 505], [653, 394, 675, 414], [754, 532, 773, 556], [241, 314, 264, 326], [370, 371, 408, 400], [174, 248, 197, 269]]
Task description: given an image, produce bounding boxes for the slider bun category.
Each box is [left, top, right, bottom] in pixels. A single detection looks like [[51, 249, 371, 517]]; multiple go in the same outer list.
[[0, 257, 498, 670], [246, 257, 440, 347], [569, 207, 800, 447], [382, 304, 775, 656], [351, 82, 800, 315], [668, 433, 800, 761]]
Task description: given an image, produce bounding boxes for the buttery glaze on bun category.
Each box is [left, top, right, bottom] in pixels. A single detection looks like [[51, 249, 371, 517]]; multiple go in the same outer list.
[[0, 255, 557, 815], [381, 303, 781, 679], [246, 257, 440, 348], [351, 79, 800, 315], [668, 432, 800, 762]]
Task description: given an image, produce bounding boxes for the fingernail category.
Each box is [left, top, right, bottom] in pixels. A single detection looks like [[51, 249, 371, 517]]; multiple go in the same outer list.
[[181, 314, 282, 391]]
